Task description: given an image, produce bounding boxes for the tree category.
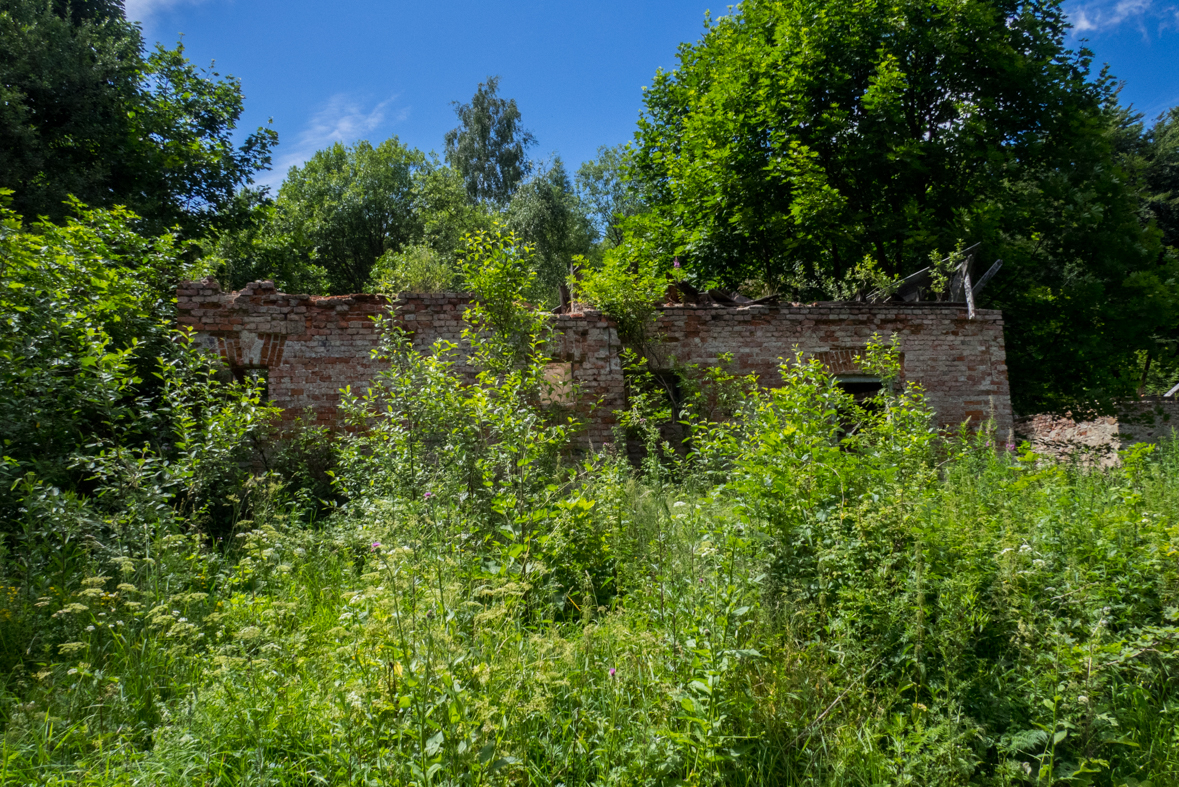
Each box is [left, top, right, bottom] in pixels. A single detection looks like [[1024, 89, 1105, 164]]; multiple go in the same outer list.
[[49, 0, 125, 24], [444, 76, 535, 205], [368, 161, 495, 294], [0, 0, 275, 236], [575, 144, 645, 248], [412, 160, 495, 261], [275, 137, 424, 294], [1119, 105, 1179, 394], [627, 0, 1177, 413], [506, 158, 595, 299], [1143, 107, 1179, 253], [0, 190, 188, 494], [199, 188, 329, 294]]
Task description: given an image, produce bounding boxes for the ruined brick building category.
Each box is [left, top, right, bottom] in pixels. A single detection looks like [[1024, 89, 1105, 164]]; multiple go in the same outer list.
[[177, 278, 1014, 448]]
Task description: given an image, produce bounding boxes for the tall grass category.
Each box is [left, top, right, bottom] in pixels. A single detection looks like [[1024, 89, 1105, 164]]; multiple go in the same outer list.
[[4, 229, 1179, 785], [4, 412, 1179, 784]]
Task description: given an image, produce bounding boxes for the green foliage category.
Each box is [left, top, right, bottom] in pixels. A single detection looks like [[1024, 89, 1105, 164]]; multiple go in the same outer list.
[[411, 160, 495, 264], [207, 152, 495, 297], [370, 243, 458, 294], [630, 0, 1099, 285], [197, 187, 330, 294], [1143, 106, 1179, 252], [718, 344, 938, 612], [0, 193, 184, 493], [0, 0, 275, 236], [505, 157, 596, 300], [267, 412, 342, 522], [628, 0, 1178, 413], [821, 254, 903, 302], [0, 192, 276, 513], [8, 185, 1179, 785], [9, 314, 1179, 783], [0, 194, 276, 692], [575, 144, 647, 248], [1126, 107, 1179, 394], [571, 247, 670, 345], [444, 75, 536, 205], [458, 225, 552, 374], [274, 137, 425, 295]]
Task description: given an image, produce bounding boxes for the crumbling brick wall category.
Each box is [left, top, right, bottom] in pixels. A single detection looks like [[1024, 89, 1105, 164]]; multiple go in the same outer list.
[[177, 279, 626, 448], [650, 302, 1013, 436], [178, 279, 1013, 448], [1015, 397, 1179, 463]]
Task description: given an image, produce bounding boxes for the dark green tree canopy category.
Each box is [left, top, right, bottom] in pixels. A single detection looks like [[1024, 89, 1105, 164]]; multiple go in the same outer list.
[[444, 76, 536, 205], [1143, 107, 1179, 252], [204, 151, 504, 297], [273, 137, 425, 295], [631, 0, 1112, 286], [51, 0, 124, 24], [410, 160, 494, 262], [0, 190, 189, 493], [0, 0, 275, 236], [627, 0, 1176, 413], [198, 187, 329, 295]]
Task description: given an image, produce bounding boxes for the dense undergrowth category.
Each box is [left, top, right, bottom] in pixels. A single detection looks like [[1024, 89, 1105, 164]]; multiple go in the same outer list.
[[3, 213, 1179, 785]]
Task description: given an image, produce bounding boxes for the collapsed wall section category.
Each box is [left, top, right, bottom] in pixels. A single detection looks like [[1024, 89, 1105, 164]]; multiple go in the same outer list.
[[1016, 398, 1179, 462], [177, 279, 1014, 449]]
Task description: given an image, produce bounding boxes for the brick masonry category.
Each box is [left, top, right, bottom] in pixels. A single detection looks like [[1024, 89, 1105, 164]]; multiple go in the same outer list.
[[177, 279, 1014, 448], [1015, 398, 1179, 463]]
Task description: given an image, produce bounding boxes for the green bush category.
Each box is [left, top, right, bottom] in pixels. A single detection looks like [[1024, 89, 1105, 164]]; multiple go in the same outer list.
[[370, 243, 458, 294], [570, 247, 670, 345]]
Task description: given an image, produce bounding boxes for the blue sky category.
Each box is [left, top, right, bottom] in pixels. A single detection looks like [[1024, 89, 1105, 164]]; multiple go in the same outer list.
[[126, 0, 1179, 190]]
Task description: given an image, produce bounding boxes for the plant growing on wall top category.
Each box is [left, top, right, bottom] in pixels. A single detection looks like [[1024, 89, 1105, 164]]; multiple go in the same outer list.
[[569, 247, 671, 348], [459, 225, 552, 379]]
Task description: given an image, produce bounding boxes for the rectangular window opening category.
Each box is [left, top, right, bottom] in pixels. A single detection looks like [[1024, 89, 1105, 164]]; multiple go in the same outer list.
[[836, 374, 884, 401], [233, 366, 270, 402], [540, 362, 574, 406]]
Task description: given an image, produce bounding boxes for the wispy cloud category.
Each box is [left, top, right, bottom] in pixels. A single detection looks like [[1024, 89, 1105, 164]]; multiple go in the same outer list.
[[1068, 0, 1178, 36], [124, 0, 206, 24], [258, 94, 410, 189]]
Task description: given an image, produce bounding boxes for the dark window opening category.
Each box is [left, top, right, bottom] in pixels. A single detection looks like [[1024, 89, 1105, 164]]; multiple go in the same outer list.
[[233, 366, 269, 401], [651, 370, 683, 413], [622, 367, 687, 466], [836, 375, 884, 438], [836, 374, 884, 402]]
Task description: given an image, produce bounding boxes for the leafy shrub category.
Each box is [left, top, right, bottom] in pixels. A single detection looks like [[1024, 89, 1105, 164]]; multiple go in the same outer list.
[[268, 411, 342, 522], [0, 193, 182, 497], [370, 242, 458, 294], [570, 247, 670, 345]]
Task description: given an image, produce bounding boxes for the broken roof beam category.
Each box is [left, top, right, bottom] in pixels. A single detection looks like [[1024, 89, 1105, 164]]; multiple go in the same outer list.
[[946, 243, 982, 302], [971, 259, 1003, 298]]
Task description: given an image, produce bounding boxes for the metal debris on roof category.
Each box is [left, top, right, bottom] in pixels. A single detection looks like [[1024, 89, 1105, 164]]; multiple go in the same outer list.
[[553, 243, 1004, 315]]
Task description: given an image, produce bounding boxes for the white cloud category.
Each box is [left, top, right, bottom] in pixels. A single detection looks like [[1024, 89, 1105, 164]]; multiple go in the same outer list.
[[258, 94, 410, 189], [124, 0, 206, 24], [1068, 0, 1177, 35]]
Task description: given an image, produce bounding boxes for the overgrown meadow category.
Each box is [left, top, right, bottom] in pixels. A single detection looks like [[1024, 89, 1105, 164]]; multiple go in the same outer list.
[[3, 209, 1179, 786]]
